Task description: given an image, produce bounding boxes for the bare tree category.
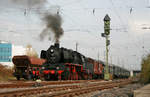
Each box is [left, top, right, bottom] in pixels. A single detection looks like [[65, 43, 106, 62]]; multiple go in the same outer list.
[[25, 44, 38, 58], [140, 54, 150, 84]]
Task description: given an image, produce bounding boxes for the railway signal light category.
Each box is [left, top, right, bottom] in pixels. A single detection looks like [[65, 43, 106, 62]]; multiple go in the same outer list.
[[104, 14, 111, 35]]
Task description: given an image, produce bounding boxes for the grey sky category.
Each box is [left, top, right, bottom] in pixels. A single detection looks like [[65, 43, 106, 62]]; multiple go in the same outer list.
[[0, 0, 150, 70]]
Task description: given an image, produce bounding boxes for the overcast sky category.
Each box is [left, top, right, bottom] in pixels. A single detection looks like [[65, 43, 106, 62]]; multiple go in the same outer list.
[[0, 0, 150, 70]]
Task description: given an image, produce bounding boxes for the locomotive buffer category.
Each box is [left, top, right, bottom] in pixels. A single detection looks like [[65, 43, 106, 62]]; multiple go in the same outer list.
[[101, 14, 111, 80]]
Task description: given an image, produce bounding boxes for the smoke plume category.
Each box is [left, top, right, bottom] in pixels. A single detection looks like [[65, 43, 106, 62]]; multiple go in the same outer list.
[[12, 0, 47, 8], [0, 0, 47, 17], [40, 13, 64, 43], [0, 0, 64, 43]]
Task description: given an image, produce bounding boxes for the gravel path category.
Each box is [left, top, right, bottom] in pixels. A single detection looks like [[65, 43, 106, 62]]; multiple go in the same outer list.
[[91, 83, 143, 97]]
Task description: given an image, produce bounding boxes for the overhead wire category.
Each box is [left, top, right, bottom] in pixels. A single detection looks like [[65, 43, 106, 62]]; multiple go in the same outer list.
[[53, 1, 103, 41], [106, 0, 139, 67]]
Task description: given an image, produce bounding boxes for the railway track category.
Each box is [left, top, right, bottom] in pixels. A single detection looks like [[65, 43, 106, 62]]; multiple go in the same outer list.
[[0, 79, 132, 97], [0, 80, 102, 88], [41, 79, 132, 97]]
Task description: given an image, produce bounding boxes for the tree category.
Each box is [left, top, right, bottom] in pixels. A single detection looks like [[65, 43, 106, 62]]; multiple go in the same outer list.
[[25, 44, 38, 58], [140, 54, 150, 84]]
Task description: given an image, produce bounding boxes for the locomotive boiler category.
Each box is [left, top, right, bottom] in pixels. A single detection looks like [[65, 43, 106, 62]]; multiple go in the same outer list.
[[41, 43, 83, 64]]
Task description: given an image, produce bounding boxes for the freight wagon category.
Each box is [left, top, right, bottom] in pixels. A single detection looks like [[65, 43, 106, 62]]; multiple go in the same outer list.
[[13, 55, 46, 80]]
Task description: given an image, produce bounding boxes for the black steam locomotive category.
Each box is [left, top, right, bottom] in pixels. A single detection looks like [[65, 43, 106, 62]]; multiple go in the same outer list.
[[40, 43, 104, 80], [41, 43, 84, 64]]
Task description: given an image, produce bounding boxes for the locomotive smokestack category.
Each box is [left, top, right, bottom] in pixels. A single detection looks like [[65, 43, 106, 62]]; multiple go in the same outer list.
[[54, 42, 59, 48]]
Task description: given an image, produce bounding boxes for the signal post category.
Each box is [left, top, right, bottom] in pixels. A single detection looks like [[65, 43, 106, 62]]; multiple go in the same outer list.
[[101, 14, 111, 80]]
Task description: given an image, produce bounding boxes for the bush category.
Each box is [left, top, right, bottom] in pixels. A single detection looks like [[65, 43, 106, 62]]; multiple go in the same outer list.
[[0, 64, 14, 81]]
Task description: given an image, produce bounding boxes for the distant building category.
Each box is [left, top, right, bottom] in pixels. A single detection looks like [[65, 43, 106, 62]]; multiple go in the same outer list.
[[130, 70, 141, 77], [0, 40, 26, 67], [0, 43, 12, 62], [12, 45, 26, 56], [130, 71, 133, 77], [133, 70, 141, 77]]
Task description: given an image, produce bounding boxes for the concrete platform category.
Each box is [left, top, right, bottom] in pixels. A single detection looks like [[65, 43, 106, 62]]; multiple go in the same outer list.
[[134, 84, 150, 97]]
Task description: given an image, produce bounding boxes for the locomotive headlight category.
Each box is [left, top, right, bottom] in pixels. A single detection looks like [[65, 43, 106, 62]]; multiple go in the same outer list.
[[50, 49, 54, 53], [42, 67, 45, 69], [56, 67, 59, 70]]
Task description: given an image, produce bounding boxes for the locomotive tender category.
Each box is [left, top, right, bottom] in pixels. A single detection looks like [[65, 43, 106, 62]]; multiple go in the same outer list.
[[40, 43, 103, 80]]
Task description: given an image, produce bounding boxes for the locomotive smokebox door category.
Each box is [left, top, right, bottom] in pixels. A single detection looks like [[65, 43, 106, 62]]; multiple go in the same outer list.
[[46, 43, 61, 63], [40, 50, 46, 59]]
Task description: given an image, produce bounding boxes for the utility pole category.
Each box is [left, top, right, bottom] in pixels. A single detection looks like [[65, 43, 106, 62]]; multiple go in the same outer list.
[[111, 56, 113, 76], [104, 51, 105, 61], [98, 51, 99, 61], [76, 42, 78, 52], [101, 14, 111, 80]]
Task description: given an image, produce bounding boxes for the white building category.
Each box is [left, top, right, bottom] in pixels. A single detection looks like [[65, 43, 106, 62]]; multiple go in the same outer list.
[[12, 45, 26, 56]]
